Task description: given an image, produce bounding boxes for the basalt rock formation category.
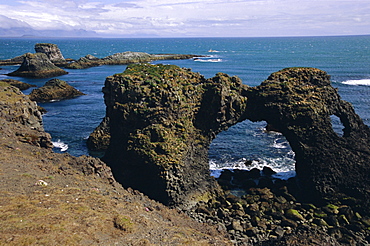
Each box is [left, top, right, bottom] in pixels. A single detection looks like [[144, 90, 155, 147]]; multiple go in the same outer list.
[[94, 63, 249, 208], [34, 43, 66, 64], [28, 78, 85, 103], [7, 53, 68, 78], [91, 65, 370, 213], [246, 67, 370, 210]]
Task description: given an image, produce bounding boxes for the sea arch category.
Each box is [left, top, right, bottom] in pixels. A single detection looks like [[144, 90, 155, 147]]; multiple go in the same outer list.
[[90, 64, 370, 211]]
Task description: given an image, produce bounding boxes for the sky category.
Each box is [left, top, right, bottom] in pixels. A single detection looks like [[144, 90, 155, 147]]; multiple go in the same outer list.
[[0, 0, 369, 38]]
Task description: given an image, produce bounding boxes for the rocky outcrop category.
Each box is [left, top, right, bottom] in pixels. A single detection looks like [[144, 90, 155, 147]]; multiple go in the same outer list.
[[245, 67, 370, 210], [91, 65, 370, 213], [94, 63, 248, 208], [0, 83, 52, 148], [34, 43, 65, 64], [65, 51, 200, 69], [0, 79, 36, 90], [28, 78, 85, 102], [7, 53, 68, 78]]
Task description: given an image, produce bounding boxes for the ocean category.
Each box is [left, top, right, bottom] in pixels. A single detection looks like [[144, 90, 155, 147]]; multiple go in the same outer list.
[[1, 36, 369, 179]]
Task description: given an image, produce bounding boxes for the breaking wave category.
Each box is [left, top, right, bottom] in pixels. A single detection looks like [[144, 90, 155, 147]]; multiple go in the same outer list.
[[52, 139, 68, 152], [342, 79, 370, 86]]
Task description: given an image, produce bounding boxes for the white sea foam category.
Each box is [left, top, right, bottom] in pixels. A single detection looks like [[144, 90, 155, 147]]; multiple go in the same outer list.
[[342, 79, 370, 86], [194, 58, 222, 63], [271, 139, 288, 149], [52, 139, 68, 152], [209, 155, 296, 180]]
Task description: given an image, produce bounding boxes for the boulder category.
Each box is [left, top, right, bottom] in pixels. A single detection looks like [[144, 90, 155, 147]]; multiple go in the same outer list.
[[28, 78, 85, 103], [7, 53, 68, 78]]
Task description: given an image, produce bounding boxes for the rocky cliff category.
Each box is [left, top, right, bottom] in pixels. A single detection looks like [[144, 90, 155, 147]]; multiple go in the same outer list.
[[91, 65, 370, 213], [0, 82, 52, 148], [93, 64, 249, 208], [246, 67, 370, 210]]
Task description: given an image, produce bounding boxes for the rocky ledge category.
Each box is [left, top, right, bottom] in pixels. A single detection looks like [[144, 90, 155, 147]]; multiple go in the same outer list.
[[89, 64, 370, 244], [28, 78, 85, 103]]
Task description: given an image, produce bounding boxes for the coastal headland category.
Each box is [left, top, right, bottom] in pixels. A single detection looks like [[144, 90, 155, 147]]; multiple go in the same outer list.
[[1, 43, 370, 245]]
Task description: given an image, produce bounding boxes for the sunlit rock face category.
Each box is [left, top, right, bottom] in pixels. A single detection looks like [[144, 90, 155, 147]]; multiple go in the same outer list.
[[34, 43, 66, 63], [246, 67, 370, 208], [91, 64, 370, 211]]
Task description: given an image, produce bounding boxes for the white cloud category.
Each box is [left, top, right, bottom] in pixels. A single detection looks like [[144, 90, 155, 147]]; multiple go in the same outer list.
[[0, 0, 369, 37]]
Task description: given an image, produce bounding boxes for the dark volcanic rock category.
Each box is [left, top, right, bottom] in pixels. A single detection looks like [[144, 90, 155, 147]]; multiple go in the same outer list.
[[94, 63, 249, 208], [245, 67, 370, 210], [0, 79, 36, 90], [91, 65, 370, 214], [87, 116, 111, 152], [7, 53, 68, 78], [29, 78, 85, 103]]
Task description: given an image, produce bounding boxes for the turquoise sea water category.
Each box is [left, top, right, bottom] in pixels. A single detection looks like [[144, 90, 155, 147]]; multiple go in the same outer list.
[[1, 36, 369, 178]]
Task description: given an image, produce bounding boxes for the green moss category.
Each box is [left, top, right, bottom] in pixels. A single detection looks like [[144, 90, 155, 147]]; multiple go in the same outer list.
[[113, 215, 134, 232]]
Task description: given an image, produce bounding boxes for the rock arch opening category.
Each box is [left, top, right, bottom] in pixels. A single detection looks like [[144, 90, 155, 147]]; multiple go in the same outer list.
[[89, 64, 370, 211], [330, 115, 345, 137], [209, 120, 295, 180]]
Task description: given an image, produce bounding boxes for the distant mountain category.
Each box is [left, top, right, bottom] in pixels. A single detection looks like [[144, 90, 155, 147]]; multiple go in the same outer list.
[[0, 15, 98, 38]]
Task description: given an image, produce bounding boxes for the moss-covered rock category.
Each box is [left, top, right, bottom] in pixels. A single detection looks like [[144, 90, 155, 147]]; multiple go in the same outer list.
[[28, 78, 85, 103], [92, 63, 249, 208], [245, 67, 370, 212]]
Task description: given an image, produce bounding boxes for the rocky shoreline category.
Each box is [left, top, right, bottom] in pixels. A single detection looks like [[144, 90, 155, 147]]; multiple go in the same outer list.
[[1, 43, 370, 244]]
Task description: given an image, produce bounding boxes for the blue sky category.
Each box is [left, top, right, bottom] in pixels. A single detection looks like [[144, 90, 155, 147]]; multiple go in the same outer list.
[[0, 0, 369, 37]]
